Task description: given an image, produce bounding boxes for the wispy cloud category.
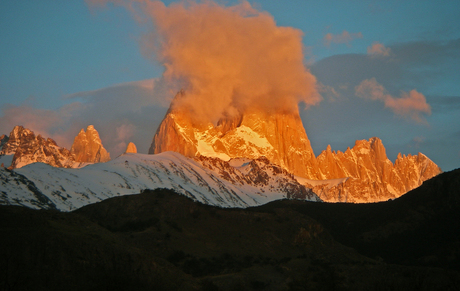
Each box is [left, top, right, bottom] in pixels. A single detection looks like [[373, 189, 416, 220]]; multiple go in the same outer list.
[[367, 42, 391, 57], [324, 30, 363, 47], [0, 80, 169, 156], [355, 78, 431, 123]]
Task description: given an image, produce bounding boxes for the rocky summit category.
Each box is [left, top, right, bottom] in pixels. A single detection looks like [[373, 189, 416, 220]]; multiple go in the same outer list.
[[149, 91, 319, 179], [151, 91, 441, 202], [0, 126, 76, 169], [0, 125, 111, 169], [302, 138, 441, 202], [70, 125, 110, 163], [125, 142, 137, 154]]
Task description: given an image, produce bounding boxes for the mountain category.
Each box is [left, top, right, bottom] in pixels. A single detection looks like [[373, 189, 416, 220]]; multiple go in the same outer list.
[[151, 91, 441, 202], [0, 151, 319, 211], [70, 125, 110, 163], [0, 125, 111, 169], [149, 91, 319, 179], [125, 142, 137, 153], [0, 125, 77, 169], [300, 137, 442, 202], [1, 169, 459, 290]]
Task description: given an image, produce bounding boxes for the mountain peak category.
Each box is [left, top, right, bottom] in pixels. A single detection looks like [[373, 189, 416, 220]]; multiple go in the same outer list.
[[70, 125, 110, 163], [150, 91, 441, 203], [0, 126, 76, 169], [125, 142, 137, 154], [150, 96, 320, 179]]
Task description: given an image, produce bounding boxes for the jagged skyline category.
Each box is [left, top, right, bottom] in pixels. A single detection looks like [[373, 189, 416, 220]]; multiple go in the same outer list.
[[0, 1, 459, 171]]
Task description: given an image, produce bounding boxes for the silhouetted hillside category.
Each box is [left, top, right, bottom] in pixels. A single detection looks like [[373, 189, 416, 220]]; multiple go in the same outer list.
[[1, 169, 459, 290]]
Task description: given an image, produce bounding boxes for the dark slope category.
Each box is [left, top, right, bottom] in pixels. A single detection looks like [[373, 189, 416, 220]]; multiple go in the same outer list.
[[1, 169, 459, 290], [255, 168, 460, 269], [0, 205, 196, 291]]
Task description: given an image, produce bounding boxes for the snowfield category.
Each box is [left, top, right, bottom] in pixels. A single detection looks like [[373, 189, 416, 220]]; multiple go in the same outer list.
[[0, 152, 319, 211]]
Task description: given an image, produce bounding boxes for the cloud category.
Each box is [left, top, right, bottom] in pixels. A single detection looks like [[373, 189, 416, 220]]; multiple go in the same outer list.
[[89, 0, 320, 124], [367, 42, 391, 57], [0, 80, 169, 157], [114, 123, 136, 154], [355, 78, 431, 123], [324, 31, 363, 47], [317, 83, 341, 102]]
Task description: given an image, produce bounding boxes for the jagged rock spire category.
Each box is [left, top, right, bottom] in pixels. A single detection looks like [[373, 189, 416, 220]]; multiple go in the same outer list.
[[70, 125, 110, 163], [125, 142, 137, 154]]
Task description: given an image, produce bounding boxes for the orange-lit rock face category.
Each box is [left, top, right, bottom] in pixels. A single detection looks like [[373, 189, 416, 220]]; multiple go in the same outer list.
[[125, 142, 137, 154], [1, 125, 76, 169], [70, 125, 110, 163], [149, 92, 319, 179], [151, 93, 442, 203], [307, 138, 442, 202]]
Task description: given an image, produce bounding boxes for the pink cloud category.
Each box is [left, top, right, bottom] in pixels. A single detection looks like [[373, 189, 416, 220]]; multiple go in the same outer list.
[[355, 78, 431, 123], [367, 42, 391, 57], [0, 79, 168, 157], [324, 30, 363, 47], [113, 123, 136, 154]]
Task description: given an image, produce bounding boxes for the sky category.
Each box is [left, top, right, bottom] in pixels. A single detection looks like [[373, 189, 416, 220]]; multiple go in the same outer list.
[[1, 0, 459, 171]]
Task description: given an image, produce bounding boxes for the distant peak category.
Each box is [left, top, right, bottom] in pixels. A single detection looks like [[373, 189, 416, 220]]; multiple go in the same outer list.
[[71, 125, 110, 163], [125, 142, 137, 154]]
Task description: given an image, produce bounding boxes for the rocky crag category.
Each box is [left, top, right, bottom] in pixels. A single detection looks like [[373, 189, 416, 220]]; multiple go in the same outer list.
[[0, 125, 110, 169], [151, 92, 441, 202], [0, 126, 76, 169], [70, 125, 110, 163]]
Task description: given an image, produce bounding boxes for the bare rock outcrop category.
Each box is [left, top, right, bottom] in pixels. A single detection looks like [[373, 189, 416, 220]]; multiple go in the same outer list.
[[0, 126, 76, 169], [305, 138, 442, 202], [125, 142, 137, 154], [150, 91, 442, 203], [70, 125, 110, 163], [149, 91, 320, 179]]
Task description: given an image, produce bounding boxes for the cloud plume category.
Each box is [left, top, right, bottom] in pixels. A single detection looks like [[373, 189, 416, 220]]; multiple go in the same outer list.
[[324, 30, 363, 47], [355, 78, 431, 123], [90, 0, 320, 124]]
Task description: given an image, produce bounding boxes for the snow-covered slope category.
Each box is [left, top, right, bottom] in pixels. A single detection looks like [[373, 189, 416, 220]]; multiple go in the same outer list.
[[0, 152, 319, 211]]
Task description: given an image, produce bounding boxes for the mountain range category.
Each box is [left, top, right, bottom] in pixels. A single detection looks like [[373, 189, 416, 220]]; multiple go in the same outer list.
[[150, 92, 441, 202], [0, 125, 110, 170], [0, 91, 442, 208], [0, 151, 319, 211]]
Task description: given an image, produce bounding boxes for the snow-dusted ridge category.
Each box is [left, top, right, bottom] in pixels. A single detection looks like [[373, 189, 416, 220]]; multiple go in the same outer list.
[[0, 151, 319, 211]]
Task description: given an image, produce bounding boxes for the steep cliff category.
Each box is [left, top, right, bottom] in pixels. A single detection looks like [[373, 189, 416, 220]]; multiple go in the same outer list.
[[70, 125, 110, 163], [149, 92, 320, 179], [303, 138, 441, 202], [150, 92, 441, 203]]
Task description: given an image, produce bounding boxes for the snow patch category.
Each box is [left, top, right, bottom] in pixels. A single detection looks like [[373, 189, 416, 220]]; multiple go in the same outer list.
[[228, 158, 252, 168], [234, 125, 273, 149], [296, 176, 348, 188]]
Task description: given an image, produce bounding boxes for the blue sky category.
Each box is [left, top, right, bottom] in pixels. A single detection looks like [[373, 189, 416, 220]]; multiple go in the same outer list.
[[1, 0, 459, 171]]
